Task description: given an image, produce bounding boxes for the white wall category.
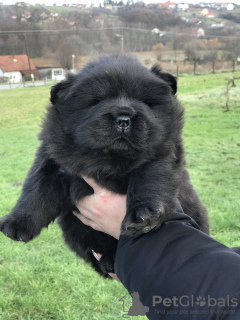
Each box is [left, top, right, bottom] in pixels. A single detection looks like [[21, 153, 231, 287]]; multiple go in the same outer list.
[[52, 68, 65, 80], [4, 71, 22, 83], [227, 4, 234, 11]]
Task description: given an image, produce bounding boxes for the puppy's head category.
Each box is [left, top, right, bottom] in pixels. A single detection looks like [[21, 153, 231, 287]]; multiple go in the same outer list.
[[49, 55, 183, 160]]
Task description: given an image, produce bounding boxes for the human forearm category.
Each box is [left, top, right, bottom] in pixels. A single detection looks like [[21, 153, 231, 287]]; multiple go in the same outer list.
[[115, 207, 240, 319]]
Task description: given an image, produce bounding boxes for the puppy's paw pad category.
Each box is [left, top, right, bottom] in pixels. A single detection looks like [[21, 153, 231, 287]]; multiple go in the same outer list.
[[121, 204, 166, 236]]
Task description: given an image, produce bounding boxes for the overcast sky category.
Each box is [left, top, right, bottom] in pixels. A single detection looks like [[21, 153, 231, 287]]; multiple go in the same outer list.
[[1, 0, 238, 5]]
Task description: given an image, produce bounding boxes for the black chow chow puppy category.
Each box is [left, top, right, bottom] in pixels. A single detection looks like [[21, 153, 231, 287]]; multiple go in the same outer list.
[[0, 55, 209, 276]]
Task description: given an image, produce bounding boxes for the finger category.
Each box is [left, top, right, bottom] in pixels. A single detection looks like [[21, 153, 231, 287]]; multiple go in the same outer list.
[[82, 176, 103, 193], [75, 193, 104, 218], [108, 273, 121, 283], [74, 212, 101, 231], [73, 206, 93, 220], [93, 252, 102, 260], [74, 192, 100, 218], [74, 212, 91, 225]]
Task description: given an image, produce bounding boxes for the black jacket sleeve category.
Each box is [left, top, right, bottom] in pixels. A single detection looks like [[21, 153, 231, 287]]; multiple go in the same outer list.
[[114, 206, 240, 319]]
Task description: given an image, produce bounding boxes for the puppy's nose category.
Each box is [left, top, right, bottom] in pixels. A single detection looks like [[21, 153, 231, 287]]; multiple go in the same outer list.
[[115, 115, 131, 129]]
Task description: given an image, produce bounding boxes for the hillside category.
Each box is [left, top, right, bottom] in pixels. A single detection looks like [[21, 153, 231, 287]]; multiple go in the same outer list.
[[0, 3, 240, 73]]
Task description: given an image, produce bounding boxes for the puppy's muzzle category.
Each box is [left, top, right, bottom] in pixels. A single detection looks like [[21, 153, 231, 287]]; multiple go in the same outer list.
[[115, 115, 131, 130]]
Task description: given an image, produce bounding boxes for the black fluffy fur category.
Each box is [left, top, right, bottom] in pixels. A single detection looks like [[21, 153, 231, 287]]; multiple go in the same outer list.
[[0, 55, 209, 276]]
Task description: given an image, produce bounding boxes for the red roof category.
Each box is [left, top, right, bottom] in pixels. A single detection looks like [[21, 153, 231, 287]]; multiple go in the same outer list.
[[158, 3, 169, 6], [158, 2, 176, 7], [0, 55, 37, 73]]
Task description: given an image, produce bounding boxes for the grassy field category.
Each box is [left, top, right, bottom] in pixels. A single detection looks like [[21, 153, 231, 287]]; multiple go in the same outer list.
[[0, 70, 240, 319]]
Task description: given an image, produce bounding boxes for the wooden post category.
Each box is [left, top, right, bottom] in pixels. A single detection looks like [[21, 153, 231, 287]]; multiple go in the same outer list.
[[24, 33, 32, 80]]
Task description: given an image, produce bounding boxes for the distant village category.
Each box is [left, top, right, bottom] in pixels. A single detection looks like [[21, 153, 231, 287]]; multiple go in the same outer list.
[[0, 1, 240, 84], [2, 1, 239, 31], [2, 1, 239, 11]]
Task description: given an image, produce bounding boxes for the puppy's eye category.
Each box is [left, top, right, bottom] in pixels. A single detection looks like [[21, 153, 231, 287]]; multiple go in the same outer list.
[[89, 98, 101, 106], [142, 99, 156, 108], [92, 99, 100, 105]]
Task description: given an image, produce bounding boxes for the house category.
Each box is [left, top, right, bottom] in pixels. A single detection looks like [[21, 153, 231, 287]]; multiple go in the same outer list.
[[105, 4, 113, 10], [15, 2, 26, 6], [35, 65, 65, 81], [211, 23, 225, 29], [158, 2, 176, 9], [0, 55, 38, 83], [226, 3, 234, 11], [206, 14, 215, 18], [84, 3, 91, 8], [219, 3, 234, 11], [177, 3, 189, 11], [95, 16, 105, 28], [197, 28, 205, 38], [51, 68, 65, 81], [201, 8, 209, 16], [166, 2, 176, 9]]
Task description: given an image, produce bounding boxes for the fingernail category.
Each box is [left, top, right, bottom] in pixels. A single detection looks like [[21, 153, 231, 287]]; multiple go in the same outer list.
[[92, 249, 100, 261], [72, 211, 78, 216]]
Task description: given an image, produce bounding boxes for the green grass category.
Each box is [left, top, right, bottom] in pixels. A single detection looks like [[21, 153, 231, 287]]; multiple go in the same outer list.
[[48, 5, 91, 16], [178, 72, 240, 243], [0, 72, 240, 319], [178, 70, 240, 95]]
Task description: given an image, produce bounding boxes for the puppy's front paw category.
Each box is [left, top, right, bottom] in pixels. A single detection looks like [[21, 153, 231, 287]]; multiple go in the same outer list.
[[0, 213, 37, 242], [121, 203, 168, 236]]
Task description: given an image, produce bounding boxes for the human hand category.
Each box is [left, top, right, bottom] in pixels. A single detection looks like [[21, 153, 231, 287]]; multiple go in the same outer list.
[[73, 176, 127, 240], [73, 176, 126, 281]]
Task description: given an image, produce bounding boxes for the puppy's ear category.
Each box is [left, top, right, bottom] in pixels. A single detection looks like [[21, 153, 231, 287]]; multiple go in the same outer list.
[[50, 74, 75, 104], [150, 64, 177, 95]]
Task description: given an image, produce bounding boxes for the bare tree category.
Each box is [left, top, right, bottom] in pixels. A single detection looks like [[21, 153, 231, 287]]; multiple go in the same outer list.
[[152, 43, 164, 61], [204, 51, 218, 73], [56, 41, 76, 70], [184, 39, 203, 75], [203, 38, 219, 73], [223, 39, 240, 72]]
